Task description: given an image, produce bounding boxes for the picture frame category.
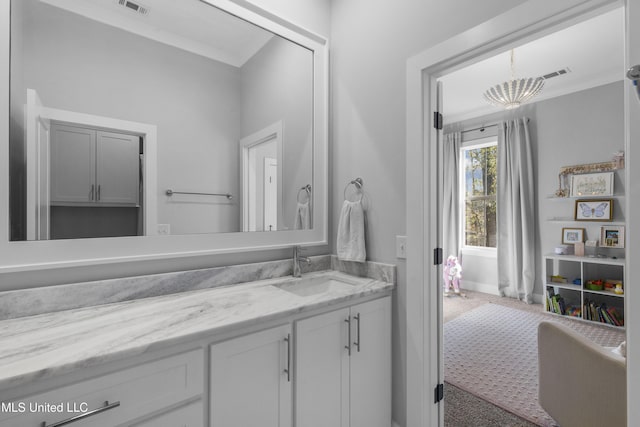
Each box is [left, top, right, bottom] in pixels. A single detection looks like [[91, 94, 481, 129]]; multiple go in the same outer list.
[[562, 227, 585, 245], [570, 172, 614, 197], [600, 226, 625, 248], [574, 199, 613, 221]]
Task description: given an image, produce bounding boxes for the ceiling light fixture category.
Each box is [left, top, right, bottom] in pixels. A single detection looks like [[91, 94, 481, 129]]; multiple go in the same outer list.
[[483, 49, 544, 110]]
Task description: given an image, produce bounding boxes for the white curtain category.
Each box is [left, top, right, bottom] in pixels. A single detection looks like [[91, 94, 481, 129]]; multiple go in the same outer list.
[[443, 132, 461, 260], [497, 118, 535, 303]]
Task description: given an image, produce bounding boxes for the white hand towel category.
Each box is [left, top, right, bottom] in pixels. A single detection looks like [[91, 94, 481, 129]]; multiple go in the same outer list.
[[336, 200, 366, 262], [294, 202, 310, 230]]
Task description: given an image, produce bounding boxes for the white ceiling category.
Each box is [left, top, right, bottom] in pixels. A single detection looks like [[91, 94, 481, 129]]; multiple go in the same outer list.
[[440, 7, 625, 124], [39, 0, 274, 67]]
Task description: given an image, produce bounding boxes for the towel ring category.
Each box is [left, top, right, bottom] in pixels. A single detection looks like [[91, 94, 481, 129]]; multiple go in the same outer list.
[[297, 184, 311, 203], [343, 178, 363, 202]]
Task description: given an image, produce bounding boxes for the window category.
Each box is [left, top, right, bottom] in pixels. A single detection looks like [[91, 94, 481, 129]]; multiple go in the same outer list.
[[460, 140, 497, 248]]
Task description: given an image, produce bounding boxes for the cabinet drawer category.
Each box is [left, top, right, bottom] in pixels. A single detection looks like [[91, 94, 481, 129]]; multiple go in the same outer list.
[[0, 349, 203, 427], [128, 399, 203, 427]]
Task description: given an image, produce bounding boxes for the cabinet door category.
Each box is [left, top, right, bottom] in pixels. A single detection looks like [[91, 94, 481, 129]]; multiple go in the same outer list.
[[50, 124, 96, 203], [210, 324, 292, 427], [349, 297, 392, 427], [96, 131, 140, 205], [296, 307, 350, 427]]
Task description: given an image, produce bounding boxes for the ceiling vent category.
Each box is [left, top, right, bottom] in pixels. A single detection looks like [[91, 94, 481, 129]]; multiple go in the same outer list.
[[117, 0, 149, 16], [542, 67, 571, 80]]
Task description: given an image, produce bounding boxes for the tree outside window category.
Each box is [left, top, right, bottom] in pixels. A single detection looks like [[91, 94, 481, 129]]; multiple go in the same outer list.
[[462, 143, 497, 248]]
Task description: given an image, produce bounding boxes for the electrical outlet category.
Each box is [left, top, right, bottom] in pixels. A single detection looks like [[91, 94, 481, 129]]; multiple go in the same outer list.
[[157, 224, 170, 235], [396, 235, 407, 259]]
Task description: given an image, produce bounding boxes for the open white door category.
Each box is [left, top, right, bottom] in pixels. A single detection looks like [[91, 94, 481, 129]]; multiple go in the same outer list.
[[25, 89, 50, 240], [434, 80, 444, 425], [626, 0, 640, 422], [263, 157, 278, 231]]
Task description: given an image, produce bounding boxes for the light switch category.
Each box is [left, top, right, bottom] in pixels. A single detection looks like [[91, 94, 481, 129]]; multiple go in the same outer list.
[[396, 235, 407, 259]]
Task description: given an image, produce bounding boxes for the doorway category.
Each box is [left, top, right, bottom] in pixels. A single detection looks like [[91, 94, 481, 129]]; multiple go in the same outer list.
[[405, 1, 640, 425], [240, 121, 283, 232]]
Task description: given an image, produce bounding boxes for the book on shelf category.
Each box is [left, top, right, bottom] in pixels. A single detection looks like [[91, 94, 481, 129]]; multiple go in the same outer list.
[[583, 299, 624, 326]]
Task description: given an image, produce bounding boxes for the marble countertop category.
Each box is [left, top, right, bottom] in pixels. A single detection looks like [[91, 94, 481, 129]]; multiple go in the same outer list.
[[0, 270, 393, 391]]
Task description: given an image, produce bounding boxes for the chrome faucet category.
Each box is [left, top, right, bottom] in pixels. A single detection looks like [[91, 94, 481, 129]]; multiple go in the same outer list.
[[293, 246, 311, 277]]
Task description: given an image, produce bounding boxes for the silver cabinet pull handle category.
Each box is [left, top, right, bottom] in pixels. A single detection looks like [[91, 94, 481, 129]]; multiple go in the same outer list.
[[41, 401, 120, 427], [283, 334, 291, 382], [344, 317, 351, 356], [354, 313, 361, 352], [97, 185, 101, 201], [89, 184, 95, 201]]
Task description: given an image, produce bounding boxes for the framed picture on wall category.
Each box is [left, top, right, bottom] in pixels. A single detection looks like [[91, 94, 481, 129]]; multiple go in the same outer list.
[[570, 172, 614, 197], [562, 228, 585, 245], [574, 199, 613, 221], [600, 226, 625, 248]]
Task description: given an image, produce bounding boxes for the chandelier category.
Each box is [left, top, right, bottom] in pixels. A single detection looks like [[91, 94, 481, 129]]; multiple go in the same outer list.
[[483, 49, 544, 110]]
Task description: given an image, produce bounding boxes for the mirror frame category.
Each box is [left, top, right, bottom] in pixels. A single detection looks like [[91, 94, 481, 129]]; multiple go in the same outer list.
[[0, 0, 328, 274]]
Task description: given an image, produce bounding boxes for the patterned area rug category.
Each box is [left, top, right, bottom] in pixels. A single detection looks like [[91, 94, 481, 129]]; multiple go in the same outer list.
[[444, 303, 625, 426]]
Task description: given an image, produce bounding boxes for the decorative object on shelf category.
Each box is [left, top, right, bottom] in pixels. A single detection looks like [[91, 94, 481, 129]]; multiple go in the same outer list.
[[585, 240, 598, 257], [554, 244, 573, 255], [585, 279, 604, 291], [482, 49, 544, 110], [550, 275, 568, 283], [560, 160, 621, 175], [561, 227, 585, 245], [605, 279, 623, 293], [555, 160, 622, 197], [570, 172, 614, 197], [554, 175, 569, 198], [574, 199, 613, 221], [600, 225, 625, 248], [574, 241, 585, 256], [612, 150, 625, 169]]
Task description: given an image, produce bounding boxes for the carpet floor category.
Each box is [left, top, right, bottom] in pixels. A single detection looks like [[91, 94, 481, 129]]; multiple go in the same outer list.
[[444, 302, 625, 426], [445, 382, 538, 427]]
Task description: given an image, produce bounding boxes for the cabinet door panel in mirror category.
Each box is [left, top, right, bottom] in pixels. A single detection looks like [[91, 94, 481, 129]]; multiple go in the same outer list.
[[9, 0, 314, 240]]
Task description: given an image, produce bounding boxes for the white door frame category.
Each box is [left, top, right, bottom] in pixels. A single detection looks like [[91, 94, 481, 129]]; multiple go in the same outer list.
[[405, 0, 639, 425], [240, 121, 283, 232]]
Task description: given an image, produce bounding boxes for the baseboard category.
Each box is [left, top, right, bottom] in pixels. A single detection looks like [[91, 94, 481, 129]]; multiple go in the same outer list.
[[532, 293, 544, 304], [460, 281, 545, 305], [458, 280, 500, 296]]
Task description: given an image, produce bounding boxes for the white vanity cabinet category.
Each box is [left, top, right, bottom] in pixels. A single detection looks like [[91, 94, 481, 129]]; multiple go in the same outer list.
[[295, 296, 392, 427], [209, 324, 293, 427], [0, 349, 204, 427], [50, 124, 140, 206]]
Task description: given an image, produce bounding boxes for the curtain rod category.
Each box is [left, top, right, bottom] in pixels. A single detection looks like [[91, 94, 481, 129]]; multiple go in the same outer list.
[[460, 118, 530, 134]]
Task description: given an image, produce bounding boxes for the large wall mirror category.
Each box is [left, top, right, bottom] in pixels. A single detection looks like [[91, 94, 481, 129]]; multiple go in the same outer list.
[[0, 0, 328, 271]]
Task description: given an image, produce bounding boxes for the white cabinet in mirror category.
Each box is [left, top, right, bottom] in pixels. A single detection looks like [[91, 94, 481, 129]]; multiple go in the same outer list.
[[0, 0, 328, 272]]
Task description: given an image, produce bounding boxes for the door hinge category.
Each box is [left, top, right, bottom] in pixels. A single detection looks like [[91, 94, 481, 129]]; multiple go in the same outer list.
[[433, 247, 443, 265], [434, 383, 444, 403], [433, 111, 443, 130]]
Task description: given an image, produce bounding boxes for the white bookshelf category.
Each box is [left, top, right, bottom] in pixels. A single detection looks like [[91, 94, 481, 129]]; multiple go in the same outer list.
[[544, 254, 625, 328]]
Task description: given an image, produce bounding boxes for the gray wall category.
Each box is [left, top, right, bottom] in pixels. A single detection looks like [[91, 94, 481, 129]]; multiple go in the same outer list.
[[329, 0, 530, 424], [445, 81, 624, 300]]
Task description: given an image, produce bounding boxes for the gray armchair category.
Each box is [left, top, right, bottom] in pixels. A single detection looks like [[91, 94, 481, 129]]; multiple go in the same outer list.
[[537, 321, 626, 427]]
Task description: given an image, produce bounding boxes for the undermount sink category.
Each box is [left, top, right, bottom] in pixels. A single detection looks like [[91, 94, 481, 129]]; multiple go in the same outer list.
[[273, 275, 359, 297]]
